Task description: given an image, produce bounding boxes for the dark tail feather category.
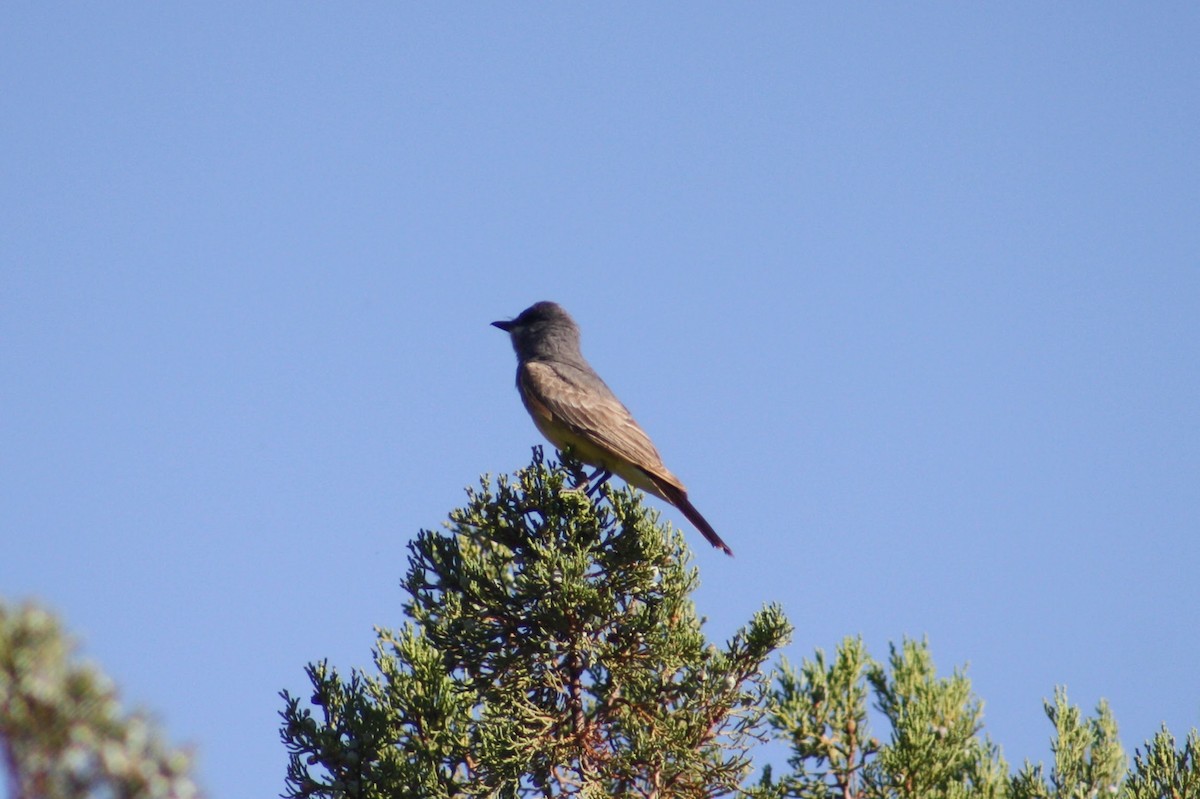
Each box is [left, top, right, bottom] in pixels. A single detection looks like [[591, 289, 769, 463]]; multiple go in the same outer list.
[[659, 485, 734, 557]]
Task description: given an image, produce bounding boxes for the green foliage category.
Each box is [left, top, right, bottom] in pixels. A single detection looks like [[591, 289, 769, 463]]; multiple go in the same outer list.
[[0, 601, 198, 799], [768, 636, 1005, 799], [772, 645, 1199, 799], [1010, 688, 1125, 799], [5, 463, 1197, 799], [280, 449, 792, 798], [278, 448, 1200, 799], [769, 636, 877, 799], [866, 639, 1006, 799], [1124, 727, 1200, 799]]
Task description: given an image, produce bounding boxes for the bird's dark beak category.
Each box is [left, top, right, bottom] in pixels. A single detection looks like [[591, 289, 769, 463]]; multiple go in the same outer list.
[[491, 320, 514, 332]]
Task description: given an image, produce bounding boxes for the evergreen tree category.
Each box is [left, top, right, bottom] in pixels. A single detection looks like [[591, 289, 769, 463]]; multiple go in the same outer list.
[[280, 449, 792, 798], [767, 636, 1006, 799], [1124, 726, 1200, 799], [0, 601, 198, 799], [1009, 688, 1124, 799], [768, 640, 1198, 799]]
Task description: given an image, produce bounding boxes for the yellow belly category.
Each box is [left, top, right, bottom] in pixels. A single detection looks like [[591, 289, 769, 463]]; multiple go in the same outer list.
[[529, 411, 670, 501]]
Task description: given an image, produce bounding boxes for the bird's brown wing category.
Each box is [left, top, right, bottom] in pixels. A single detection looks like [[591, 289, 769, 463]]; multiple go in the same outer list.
[[521, 359, 735, 557], [519, 359, 680, 489]]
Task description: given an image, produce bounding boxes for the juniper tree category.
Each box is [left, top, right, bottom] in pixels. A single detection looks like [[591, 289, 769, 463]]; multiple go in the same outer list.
[[0, 601, 198, 799], [1009, 688, 1125, 799], [280, 449, 791, 798], [768, 639, 1199, 799], [767, 636, 1007, 799], [1124, 726, 1200, 799]]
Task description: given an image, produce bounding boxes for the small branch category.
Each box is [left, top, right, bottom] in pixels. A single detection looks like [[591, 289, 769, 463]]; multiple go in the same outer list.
[[566, 647, 596, 789]]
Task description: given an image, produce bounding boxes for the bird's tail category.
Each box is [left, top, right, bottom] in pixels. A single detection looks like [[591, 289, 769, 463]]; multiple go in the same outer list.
[[656, 482, 734, 557]]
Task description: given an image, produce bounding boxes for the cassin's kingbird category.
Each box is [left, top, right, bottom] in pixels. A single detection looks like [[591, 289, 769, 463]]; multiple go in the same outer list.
[[493, 301, 733, 557]]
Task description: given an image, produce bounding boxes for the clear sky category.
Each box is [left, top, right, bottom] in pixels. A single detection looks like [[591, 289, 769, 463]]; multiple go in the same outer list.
[[2, 5, 1197, 797]]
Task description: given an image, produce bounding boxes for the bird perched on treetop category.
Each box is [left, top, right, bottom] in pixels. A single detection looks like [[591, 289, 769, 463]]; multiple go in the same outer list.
[[492, 301, 733, 557]]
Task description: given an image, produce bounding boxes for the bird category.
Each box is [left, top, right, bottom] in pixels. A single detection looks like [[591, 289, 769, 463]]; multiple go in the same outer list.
[[492, 301, 733, 556]]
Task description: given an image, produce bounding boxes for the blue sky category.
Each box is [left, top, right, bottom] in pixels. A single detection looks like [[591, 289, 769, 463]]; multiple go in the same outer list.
[[3, 4, 1197, 797]]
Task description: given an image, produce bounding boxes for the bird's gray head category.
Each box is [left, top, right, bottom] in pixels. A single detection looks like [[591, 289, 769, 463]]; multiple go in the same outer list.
[[492, 301, 583, 362]]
